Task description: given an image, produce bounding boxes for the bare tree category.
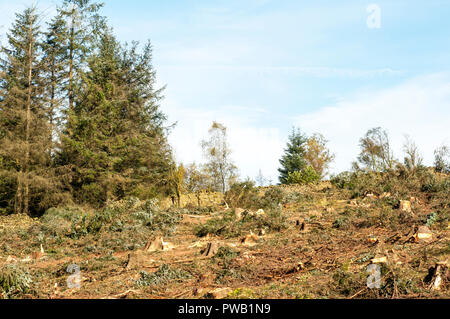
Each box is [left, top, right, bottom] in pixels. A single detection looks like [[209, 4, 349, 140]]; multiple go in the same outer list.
[[201, 122, 238, 193], [357, 127, 396, 172], [255, 169, 266, 187], [434, 144, 450, 173], [403, 135, 423, 171]]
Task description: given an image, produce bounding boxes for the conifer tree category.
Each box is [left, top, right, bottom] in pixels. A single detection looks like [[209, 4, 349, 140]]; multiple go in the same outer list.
[[42, 13, 68, 154], [58, 0, 103, 112], [58, 27, 173, 206], [278, 128, 308, 184], [0, 6, 68, 216]]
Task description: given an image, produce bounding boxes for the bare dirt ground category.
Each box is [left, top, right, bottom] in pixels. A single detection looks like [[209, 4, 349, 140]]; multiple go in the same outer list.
[[0, 183, 448, 299]]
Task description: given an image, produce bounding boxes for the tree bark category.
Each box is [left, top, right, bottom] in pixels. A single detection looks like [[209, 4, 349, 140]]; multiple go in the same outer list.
[[23, 9, 35, 215]]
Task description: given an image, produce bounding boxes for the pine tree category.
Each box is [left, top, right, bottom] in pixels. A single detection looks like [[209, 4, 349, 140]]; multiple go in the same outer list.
[[0, 6, 69, 216], [58, 27, 173, 206], [278, 128, 308, 184], [58, 0, 103, 112], [42, 13, 68, 155]]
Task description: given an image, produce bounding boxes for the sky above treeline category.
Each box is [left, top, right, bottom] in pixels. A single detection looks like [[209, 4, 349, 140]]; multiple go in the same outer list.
[[1, 0, 449, 183]]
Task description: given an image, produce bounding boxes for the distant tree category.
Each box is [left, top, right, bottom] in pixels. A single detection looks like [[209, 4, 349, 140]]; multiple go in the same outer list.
[[357, 127, 396, 172], [286, 166, 320, 185], [255, 169, 266, 187], [201, 122, 238, 193], [278, 128, 308, 184], [305, 133, 335, 179], [169, 164, 185, 207], [184, 163, 209, 193], [434, 145, 450, 173], [403, 135, 423, 172], [184, 163, 210, 207]]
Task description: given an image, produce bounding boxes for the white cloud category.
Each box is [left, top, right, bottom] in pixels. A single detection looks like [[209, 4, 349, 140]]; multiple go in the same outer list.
[[164, 98, 284, 184], [164, 73, 450, 185], [295, 72, 450, 174]]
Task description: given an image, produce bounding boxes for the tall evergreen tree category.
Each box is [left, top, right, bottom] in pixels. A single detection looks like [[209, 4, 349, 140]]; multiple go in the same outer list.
[[278, 128, 308, 184], [42, 13, 68, 155], [58, 27, 173, 206], [58, 0, 103, 112], [0, 6, 68, 216]]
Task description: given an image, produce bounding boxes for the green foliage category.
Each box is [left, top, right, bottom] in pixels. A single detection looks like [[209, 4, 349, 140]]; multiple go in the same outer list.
[[356, 127, 396, 172], [330, 171, 354, 189], [0, 2, 172, 215], [425, 212, 438, 228], [225, 181, 259, 209], [59, 32, 173, 207], [194, 206, 286, 238], [213, 246, 240, 264], [260, 187, 286, 209], [0, 6, 70, 216], [332, 217, 349, 229], [0, 265, 34, 299], [34, 198, 182, 252], [278, 128, 308, 184], [40, 206, 87, 237], [286, 166, 320, 185], [135, 264, 191, 287]]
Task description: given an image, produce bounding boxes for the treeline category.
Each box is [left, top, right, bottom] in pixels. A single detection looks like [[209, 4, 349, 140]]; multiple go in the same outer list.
[[277, 126, 450, 186], [1, 2, 448, 217], [0, 1, 173, 216]]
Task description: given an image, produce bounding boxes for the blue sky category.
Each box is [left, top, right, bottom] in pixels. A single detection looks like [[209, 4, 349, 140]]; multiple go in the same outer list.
[[1, 0, 450, 183]]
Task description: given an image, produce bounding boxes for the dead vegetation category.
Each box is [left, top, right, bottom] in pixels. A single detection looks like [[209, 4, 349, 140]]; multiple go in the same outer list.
[[0, 171, 448, 299]]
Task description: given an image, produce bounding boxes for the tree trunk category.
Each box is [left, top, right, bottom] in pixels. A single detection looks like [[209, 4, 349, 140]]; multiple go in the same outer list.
[[23, 10, 34, 215], [68, 24, 74, 112]]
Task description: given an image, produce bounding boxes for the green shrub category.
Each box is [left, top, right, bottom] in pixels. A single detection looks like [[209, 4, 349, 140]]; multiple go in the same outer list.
[[195, 206, 287, 238], [40, 207, 87, 237], [225, 181, 259, 209], [330, 171, 354, 189], [260, 188, 286, 209], [287, 166, 320, 185], [0, 265, 34, 299], [135, 264, 191, 287], [332, 217, 349, 229]]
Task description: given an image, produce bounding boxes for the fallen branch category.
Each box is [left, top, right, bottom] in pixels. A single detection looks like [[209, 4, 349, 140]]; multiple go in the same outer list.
[[101, 289, 138, 299]]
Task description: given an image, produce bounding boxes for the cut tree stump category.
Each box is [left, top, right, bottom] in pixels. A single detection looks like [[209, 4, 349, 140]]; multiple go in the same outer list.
[[145, 236, 174, 252], [425, 261, 448, 291]]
